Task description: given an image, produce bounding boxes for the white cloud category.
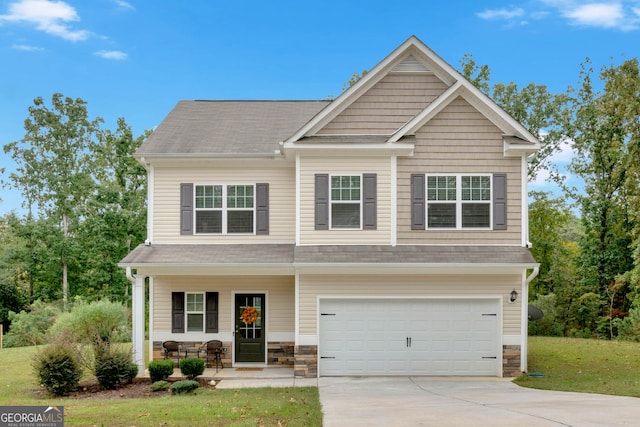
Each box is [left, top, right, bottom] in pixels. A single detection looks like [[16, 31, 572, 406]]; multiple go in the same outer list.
[[94, 50, 127, 60], [539, 0, 640, 31], [0, 0, 89, 41], [477, 7, 525, 20], [565, 3, 624, 27], [113, 0, 135, 11], [11, 43, 43, 51]]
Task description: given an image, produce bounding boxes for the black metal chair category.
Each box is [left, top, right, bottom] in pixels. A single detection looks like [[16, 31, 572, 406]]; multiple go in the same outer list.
[[162, 340, 181, 364], [200, 340, 224, 371]]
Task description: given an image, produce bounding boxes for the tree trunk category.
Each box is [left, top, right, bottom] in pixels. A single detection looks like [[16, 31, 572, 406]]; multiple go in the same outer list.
[[62, 211, 68, 305]]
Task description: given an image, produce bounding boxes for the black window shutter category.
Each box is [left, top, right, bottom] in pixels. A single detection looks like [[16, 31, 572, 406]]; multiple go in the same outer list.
[[180, 183, 194, 235], [255, 183, 269, 235], [315, 174, 329, 230], [205, 292, 219, 333], [493, 173, 507, 230], [363, 173, 377, 230], [411, 174, 426, 230], [171, 292, 185, 333]]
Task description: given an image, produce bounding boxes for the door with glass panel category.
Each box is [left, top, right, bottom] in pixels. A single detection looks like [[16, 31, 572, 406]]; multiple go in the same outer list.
[[234, 294, 265, 363]]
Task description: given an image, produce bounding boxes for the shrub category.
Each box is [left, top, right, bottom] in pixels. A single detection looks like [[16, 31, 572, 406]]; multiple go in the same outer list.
[[179, 357, 205, 380], [33, 342, 82, 396], [150, 380, 170, 392], [5, 300, 61, 347], [148, 359, 174, 382], [170, 379, 199, 395], [94, 348, 138, 390], [49, 299, 130, 346]]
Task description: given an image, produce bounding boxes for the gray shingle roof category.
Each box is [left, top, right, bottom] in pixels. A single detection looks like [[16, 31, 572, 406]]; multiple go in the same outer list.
[[120, 244, 536, 267], [136, 100, 330, 157]]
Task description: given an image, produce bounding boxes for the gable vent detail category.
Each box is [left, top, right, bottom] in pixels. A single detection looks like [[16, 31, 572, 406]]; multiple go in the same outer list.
[[392, 55, 431, 73]]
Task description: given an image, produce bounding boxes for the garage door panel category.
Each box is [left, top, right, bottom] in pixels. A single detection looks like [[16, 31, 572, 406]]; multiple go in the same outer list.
[[320, 298, 500, 376]]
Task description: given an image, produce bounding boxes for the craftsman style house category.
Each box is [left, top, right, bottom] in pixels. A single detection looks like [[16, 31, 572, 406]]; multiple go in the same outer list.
[[120, 36, 539, 378]]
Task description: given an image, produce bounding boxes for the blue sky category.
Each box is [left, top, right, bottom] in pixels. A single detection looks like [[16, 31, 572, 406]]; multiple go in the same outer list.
[[1, 0, 639, 214]]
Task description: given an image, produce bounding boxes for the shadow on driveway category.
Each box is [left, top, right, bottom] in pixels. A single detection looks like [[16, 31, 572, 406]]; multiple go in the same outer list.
[[319, 377, 640, 426]]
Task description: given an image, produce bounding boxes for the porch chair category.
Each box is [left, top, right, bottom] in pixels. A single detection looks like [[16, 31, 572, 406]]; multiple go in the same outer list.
[[200, 340, 224, 372], [162, 340, 182, 364]]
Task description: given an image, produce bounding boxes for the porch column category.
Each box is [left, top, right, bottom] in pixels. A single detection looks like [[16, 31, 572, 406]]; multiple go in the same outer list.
[[132, 273, 147, 376]]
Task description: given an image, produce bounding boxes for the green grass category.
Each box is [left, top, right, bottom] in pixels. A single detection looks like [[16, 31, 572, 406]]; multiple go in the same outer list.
[[0, 345, 322, 426], [515, 336, 640, 397]]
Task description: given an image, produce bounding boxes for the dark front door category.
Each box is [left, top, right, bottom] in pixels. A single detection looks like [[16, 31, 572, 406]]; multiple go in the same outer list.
[[235, 294, 265, 363]]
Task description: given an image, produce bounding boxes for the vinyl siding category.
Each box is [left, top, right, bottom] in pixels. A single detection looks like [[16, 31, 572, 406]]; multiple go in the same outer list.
[[318, 73, 448, 135], [299, 274, 521, 336], [397, 97, 523, 244], [299, 157, 391, 245], [152, 276, 294, 334], [153, 165, 295, 243]]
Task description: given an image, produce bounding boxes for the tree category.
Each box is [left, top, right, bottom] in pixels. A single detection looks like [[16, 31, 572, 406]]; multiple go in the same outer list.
[[459, 55, 570, 181], [75, 119, 147, 303], [528, 191, 577, 299], [4, 94, 103, 304], [565, 59, 639, 338]]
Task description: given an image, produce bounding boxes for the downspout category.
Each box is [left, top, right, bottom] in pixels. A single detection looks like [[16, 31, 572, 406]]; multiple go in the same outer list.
[[521, 265, 539, 373]]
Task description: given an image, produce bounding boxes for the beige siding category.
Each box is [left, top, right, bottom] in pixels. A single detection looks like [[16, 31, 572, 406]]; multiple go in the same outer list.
[[153, 165, 295, 244], [299, 157, 391, 245], [152, 276, 294, 334], [318, 73, 448, 135], [299, 274, 521, 336], [397, 97, 523, 244]]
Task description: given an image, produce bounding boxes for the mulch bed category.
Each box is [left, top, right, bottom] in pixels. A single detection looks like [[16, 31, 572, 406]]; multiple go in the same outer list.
[[34, 377, 216, 400]]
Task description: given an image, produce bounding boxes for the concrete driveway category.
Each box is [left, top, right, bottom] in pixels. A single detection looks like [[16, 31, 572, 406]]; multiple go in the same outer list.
[[319, 377, 640, 426]]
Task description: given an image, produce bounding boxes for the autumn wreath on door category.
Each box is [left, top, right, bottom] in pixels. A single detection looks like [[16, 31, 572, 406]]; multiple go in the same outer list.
[[241, 306, 258, 325]]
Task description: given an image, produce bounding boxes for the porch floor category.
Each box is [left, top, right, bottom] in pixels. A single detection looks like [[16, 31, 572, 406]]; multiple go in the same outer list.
[[143, 367, 318, 389]]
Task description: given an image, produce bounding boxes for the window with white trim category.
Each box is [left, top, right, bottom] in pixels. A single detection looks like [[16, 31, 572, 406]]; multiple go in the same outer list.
[[427, 175, 491, 229], [186, 292, 204, 332], [330, 175, 361, 229], [195, 184, 254, 234]]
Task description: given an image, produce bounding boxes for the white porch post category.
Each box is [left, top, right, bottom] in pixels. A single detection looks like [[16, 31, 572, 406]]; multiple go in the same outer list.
[[132, 274, 147, 376]]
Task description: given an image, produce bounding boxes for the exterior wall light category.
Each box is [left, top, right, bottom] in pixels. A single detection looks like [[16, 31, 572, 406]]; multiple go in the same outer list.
[[509, 289, 518, 303]]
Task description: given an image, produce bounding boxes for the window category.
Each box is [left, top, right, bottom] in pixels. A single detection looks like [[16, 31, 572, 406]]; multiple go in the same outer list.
[[195, 184, 254, 234], [330, 175, 361, 229], [426, 175, 491, 229], [186, 293, 204, 332]]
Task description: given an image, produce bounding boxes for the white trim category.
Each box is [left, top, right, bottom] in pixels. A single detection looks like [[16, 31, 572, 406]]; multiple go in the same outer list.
[[522, 155, 529, 247], [502, 335, 521, 346], [391, 155, 397, 246], [193, 183, 256, 235], [297, 335, 318, 346], [295, 154, 301, 246], [294, 271, 300, 344], [329, 173, 363, 231], [424, 174, 493, 230], [388, 81, 463, 143], [147, 164, 154, 243], [148, 276, 154, 369]]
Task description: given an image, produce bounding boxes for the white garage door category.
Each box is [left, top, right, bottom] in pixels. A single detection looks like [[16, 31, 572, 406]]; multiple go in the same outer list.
[[319, 299, 500, 376]]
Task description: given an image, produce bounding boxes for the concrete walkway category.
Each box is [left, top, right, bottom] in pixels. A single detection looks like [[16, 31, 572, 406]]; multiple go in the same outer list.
[[211, 367, 317, 389], [319, 377, 640, 427]]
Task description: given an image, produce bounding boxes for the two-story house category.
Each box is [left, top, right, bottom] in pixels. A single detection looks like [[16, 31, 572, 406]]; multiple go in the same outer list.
[[120, 36, 540, 378]]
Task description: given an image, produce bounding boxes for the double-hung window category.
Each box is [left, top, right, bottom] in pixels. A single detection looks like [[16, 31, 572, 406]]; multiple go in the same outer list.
[[195, 184, 254, 234], [330, 175, 361, 229], [186, 292, 204, 332], [427, 175, 491, 229]]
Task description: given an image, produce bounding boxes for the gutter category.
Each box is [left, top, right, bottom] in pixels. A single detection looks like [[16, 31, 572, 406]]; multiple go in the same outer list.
[[525, 265, 539, 286]]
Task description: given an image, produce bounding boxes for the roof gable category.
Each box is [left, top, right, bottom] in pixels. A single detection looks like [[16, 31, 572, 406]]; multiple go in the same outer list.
[[285, 35, 540, 154]]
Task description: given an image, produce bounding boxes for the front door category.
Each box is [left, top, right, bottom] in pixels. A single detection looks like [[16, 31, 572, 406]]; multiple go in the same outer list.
[[234, 294, 266, 363]]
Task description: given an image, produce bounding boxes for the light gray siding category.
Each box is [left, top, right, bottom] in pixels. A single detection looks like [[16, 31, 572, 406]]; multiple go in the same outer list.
[[397, 97, 523, 244], [318, 73, 448, 135]]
